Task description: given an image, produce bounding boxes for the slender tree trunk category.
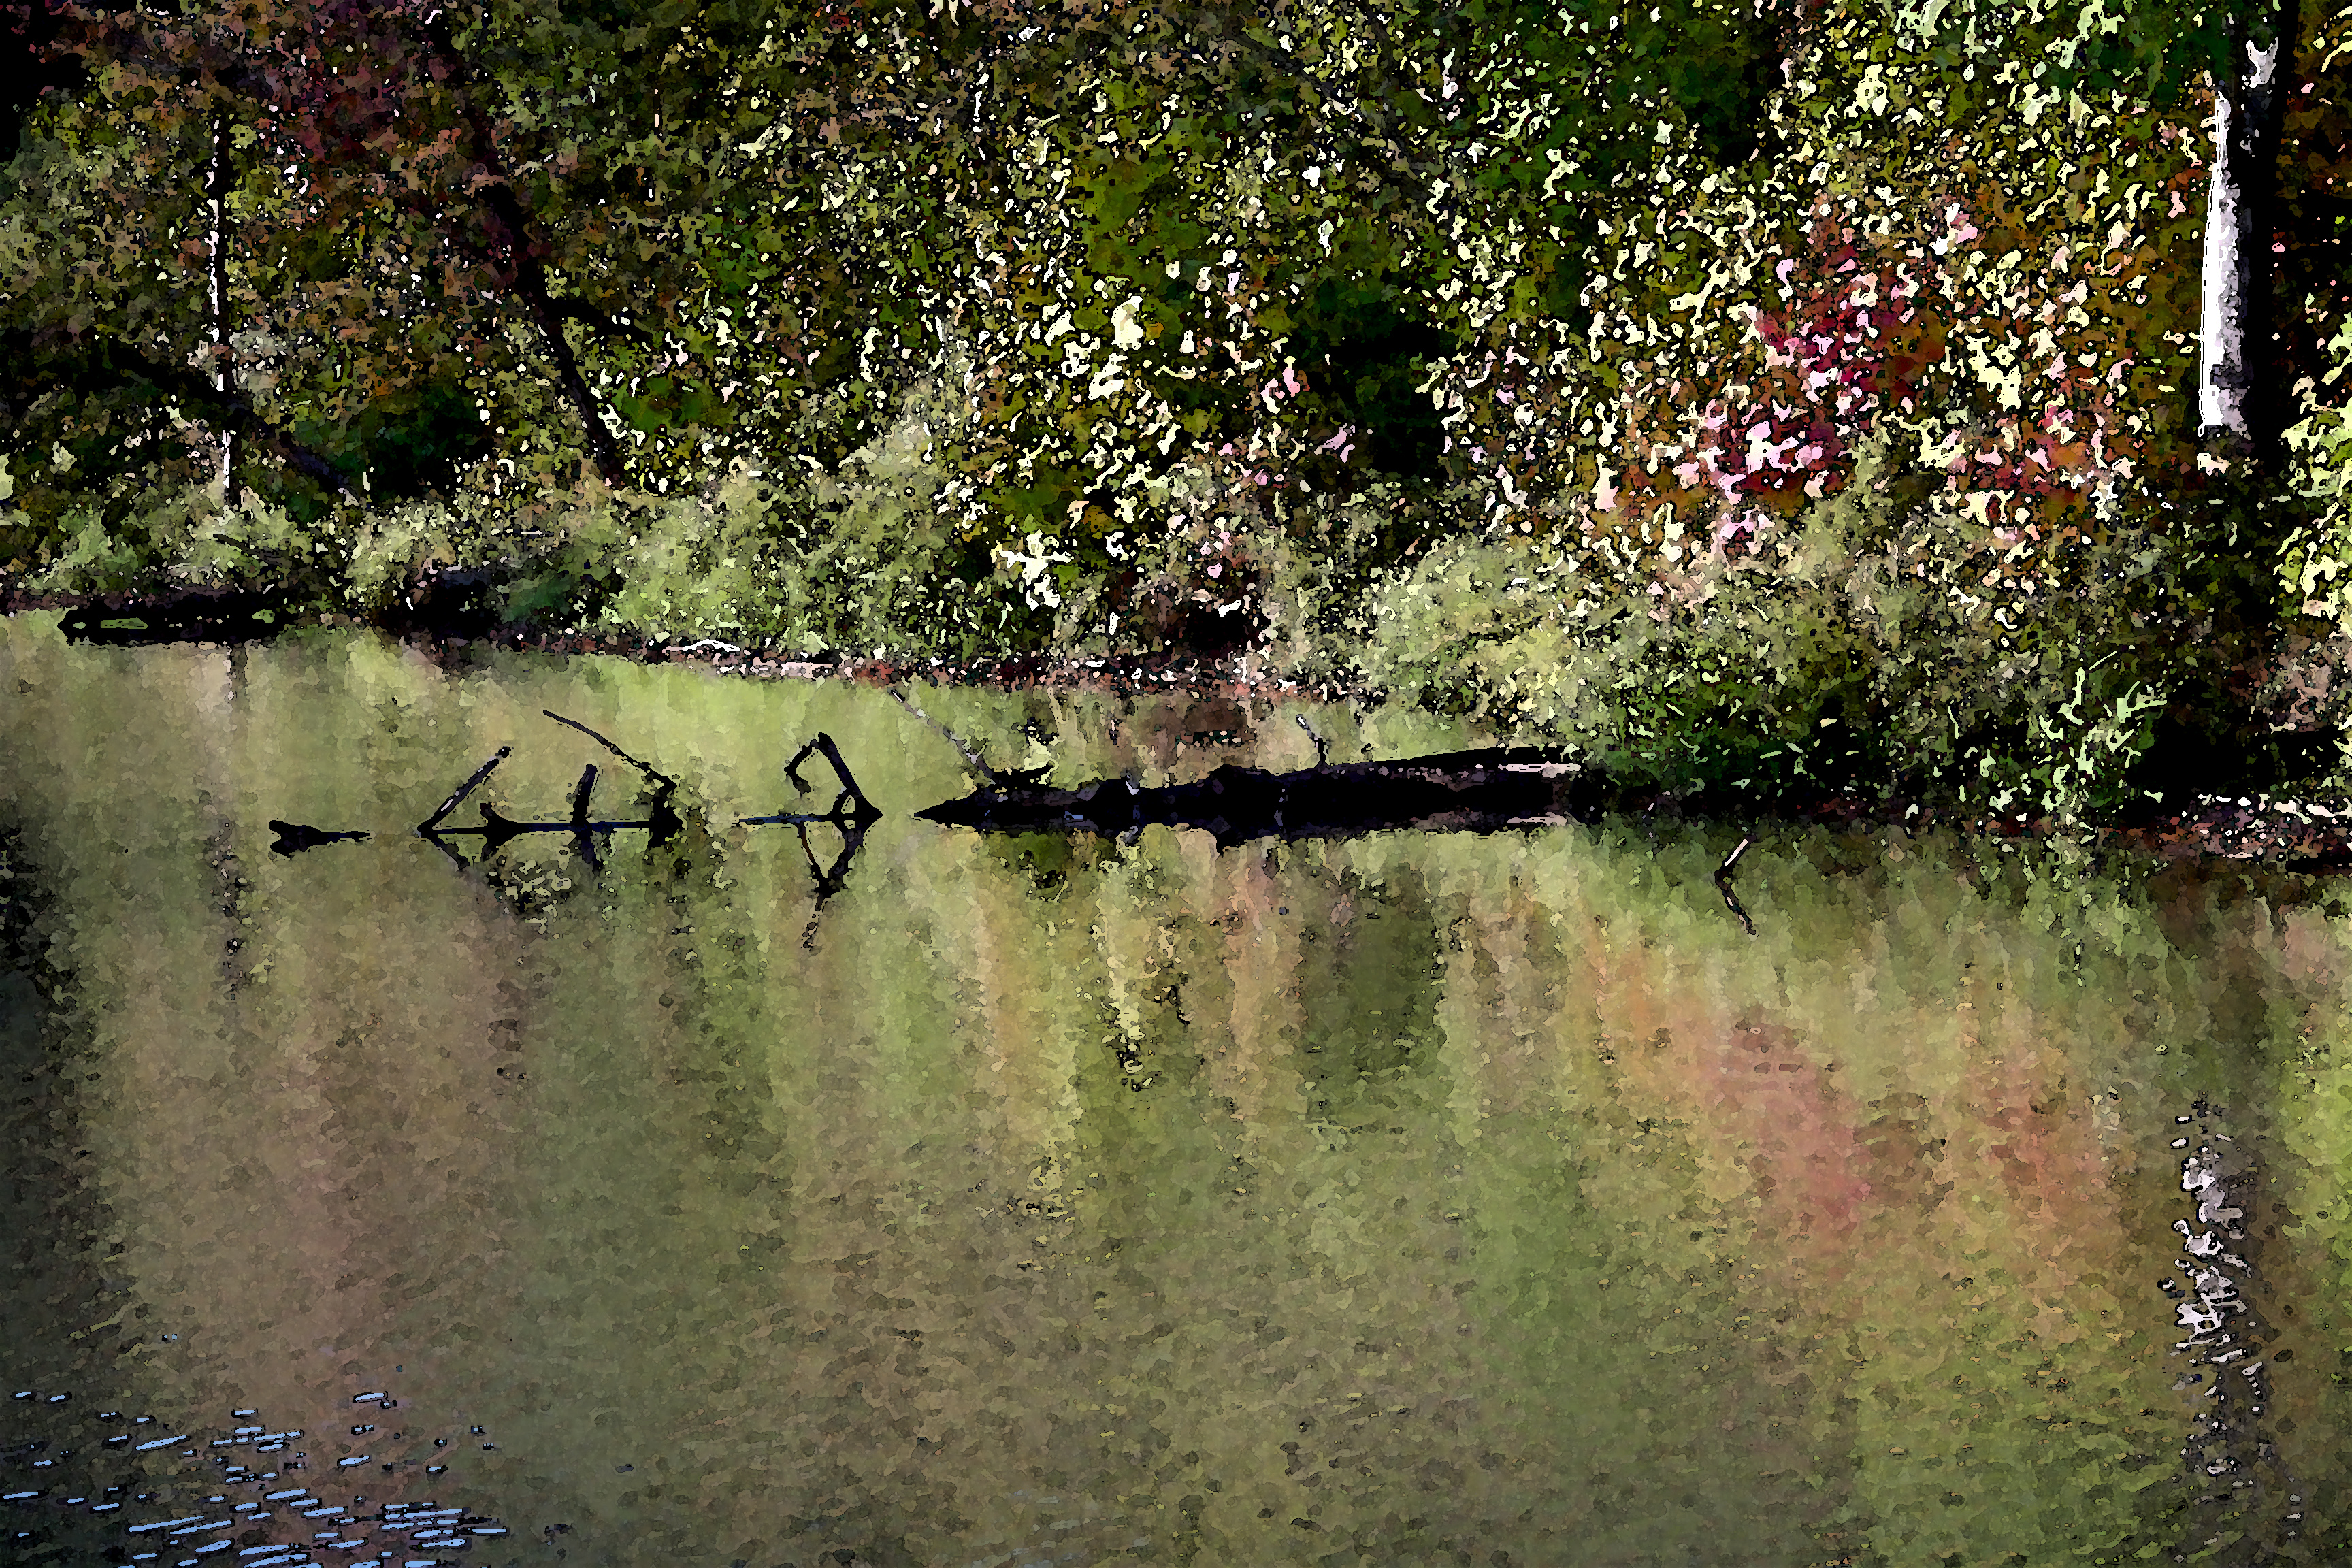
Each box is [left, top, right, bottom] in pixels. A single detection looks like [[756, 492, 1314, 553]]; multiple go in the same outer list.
[[205, 106, 240, 504], [2199, 0, 2296, 460], [517, 277, 630, 488], [414, 12, 630, 489]]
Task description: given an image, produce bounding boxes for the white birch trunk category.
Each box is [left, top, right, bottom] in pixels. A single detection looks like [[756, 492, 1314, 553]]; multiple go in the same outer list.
[[206, 110, 239, 502], [2198, 14, 2286, 447]]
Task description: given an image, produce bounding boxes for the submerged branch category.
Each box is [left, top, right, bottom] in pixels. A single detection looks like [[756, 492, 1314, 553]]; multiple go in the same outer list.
[[791, 814, 875, 950], [267, 820, 370, 856], [542, 710, 678, 788], [1714, 834, 1757, 937], [887, 688, 1041, 787], [414, 719, 683, 866], [742, 733, 882, 828], [739, 732, 883, 947], [416, 745, 512, 833]]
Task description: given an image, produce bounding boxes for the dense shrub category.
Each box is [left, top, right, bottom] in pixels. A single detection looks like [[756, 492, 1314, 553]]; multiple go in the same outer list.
[[1335, 432, 2273, 821]]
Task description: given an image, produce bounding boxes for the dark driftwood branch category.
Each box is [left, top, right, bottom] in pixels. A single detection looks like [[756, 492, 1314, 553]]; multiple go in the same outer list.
[[546, 709, 682, 845], [786, 732, 870, 806], [734, 732, 882, 945], [542, 710, 677, 788], [742, 733, 882, 829], [417, 745, 512, 832], [424, 802, 673, 859], [415, 721, 681, 866], [889, 687, 992, 780], [885, 688, 1049, 787], [448, 801, 532, 855], [267, 820, 370, 856], [569, 763, 599, 823], [1713, 834, 1756, 936], [569, 763, 602, 870]]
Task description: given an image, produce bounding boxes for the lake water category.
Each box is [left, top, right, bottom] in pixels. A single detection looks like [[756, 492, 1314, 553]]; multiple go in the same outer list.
[[3, 622, 2349, 1565]]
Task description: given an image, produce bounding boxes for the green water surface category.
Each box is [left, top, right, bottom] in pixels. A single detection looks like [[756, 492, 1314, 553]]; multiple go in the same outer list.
[[2, 621, 2349, 1565]]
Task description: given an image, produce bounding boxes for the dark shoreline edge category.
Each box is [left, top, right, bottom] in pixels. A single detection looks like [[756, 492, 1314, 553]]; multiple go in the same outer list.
[[10, 595, 2352, 872]]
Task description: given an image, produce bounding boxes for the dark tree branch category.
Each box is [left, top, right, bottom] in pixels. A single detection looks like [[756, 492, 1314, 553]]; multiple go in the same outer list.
[[541, 709, 676, 787], [417, 745, 512, 833], [423, 800, 678, 862], [545, 295, 655, 347], [783, 732, 871, 804], [1713, 834, 1757, 937], [743, 733, 882, 829], [414, 8, 630, 486], [887, 687, 1015, 786], [518, 284, 630, 485], [757, 734, 882, 948], [568, 762, 602, 870], [568, 762, 598, 823], [267, 819, 370, 855]]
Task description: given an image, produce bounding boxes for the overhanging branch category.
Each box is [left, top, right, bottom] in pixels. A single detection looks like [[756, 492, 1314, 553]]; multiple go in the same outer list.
[[3, 331, 353, 493]]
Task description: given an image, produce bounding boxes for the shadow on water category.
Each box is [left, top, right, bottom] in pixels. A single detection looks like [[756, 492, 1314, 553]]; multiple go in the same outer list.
[[1290, 863, 1448, 1113], [1, 823, 134, 1561]]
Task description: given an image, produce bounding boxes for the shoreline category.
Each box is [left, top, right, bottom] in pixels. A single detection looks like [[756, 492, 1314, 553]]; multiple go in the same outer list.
[[1, 591, 1348, 701], [11, 599, 2352, 870]]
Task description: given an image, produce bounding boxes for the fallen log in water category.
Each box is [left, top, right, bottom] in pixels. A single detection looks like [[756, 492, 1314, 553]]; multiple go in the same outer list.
[[915, 747, 1603, 849]]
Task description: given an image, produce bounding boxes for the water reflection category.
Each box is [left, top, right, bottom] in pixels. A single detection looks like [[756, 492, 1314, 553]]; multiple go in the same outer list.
[[1, 621, 2349, 1565], [2166, 1098, 2304, 1556]]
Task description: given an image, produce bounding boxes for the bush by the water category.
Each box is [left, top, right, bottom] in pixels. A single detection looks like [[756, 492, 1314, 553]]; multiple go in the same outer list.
[[7, 399, 2342, 828]]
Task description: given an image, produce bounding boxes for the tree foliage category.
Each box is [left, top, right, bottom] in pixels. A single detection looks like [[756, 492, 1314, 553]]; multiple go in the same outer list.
[[5, 0, 2352, 817]]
